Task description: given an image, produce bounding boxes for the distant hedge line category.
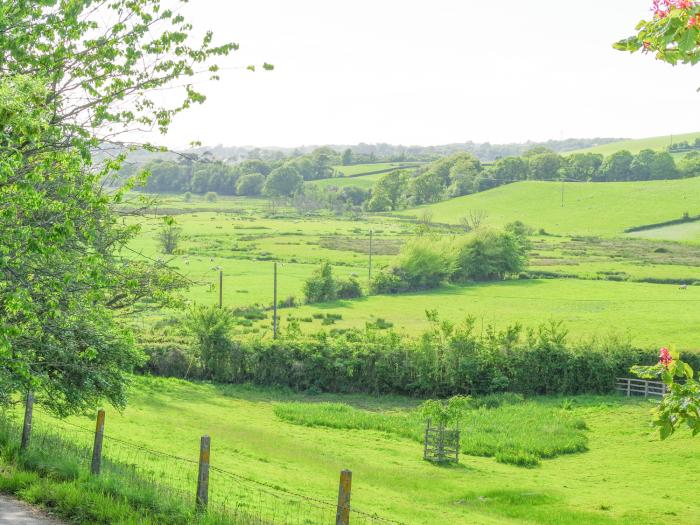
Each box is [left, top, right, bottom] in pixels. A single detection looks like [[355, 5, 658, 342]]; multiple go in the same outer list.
[[138, 318, 691, 397]]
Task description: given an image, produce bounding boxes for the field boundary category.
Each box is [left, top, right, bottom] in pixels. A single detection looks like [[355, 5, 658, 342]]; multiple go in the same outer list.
[[1, 405, 405, 525], [624, 214, 700, 233]]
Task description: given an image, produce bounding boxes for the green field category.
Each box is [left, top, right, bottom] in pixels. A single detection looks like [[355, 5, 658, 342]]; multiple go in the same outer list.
[[332, 162, 421, 177], [569, 131, 700, 156], [27, 376, 700, 525], [398, 178, 700, 235], [306, 172, 385, 190], [290, 279, 700, 348]]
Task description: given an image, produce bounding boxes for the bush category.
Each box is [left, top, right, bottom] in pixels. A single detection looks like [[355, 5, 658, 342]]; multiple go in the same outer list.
[[146, 311, 671, 398], [236, 173, 265, 196], [452, 229, 527, 282], [336, 277, 362, 299], [303, 261, 336, 303], [205, 191, 217, 202], [373, 237, 454, 293], [303, 262, 363, 303], [183, 191, 192, 202]]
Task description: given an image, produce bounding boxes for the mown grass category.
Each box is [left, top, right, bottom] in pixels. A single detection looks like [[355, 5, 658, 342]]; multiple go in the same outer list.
[[2, 377, 698, 524], [273, 396, 588, 467], [290, 278, 700, 348], [398, 177, 700, 235]]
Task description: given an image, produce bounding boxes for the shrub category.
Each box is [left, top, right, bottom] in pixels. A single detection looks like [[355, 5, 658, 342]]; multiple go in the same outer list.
[[336, 277, 362, 299], [236, 173, 265, 196], [157, 220, 182, 255], [303, 261, 337, 303], [373, 237, 454, 293], [452, 229, 527, 282], [183, 191, 192, 202], [205, 191, 217, 202]]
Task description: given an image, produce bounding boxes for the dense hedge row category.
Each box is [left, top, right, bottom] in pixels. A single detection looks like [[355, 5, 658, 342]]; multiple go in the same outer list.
[[139, 316, 690, 397]]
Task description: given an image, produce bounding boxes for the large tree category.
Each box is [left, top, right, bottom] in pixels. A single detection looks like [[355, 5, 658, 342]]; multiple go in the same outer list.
[[0, 1, 250, 415]]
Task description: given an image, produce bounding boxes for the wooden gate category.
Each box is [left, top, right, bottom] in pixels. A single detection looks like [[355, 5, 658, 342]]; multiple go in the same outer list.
[[423, 419, 460, 464]]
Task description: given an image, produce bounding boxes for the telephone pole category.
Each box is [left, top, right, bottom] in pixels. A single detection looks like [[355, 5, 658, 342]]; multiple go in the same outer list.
[[368, 230, 373, 289], [218, 270, 223, 309], [273, 262, 278, 339]]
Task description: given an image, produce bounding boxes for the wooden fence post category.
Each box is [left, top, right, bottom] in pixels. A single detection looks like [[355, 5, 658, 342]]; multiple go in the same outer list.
[[626, 379, 631, 397], [335, 469, 352, 525], [91, 409, 105, 475], [196, 435, 210, 511], [644, 381, 649, 399], [20, 392, 34, 453]]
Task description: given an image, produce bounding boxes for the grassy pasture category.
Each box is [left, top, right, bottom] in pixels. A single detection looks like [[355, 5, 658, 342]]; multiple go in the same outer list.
[[290, 279, 700, 349], [399, 178, 700, 235], [569, 131, 700, 155], [332, 162, 422, 177], [306, 172, 384, 190], [630, 221, 700, 242], [30, 376, 700, 525]]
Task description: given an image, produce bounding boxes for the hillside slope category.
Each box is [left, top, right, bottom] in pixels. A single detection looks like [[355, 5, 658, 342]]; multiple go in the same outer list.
[[397, 178, 700, 235], [569, 131, 700, 156]]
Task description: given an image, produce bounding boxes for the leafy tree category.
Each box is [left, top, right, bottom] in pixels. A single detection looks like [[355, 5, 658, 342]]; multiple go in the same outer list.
[[184, 306, 237, 383], [597, 150, 633, 181], [0, 0, 237, 415], [453, 229, 527, 282], [236, 173, 266, 196], [157, 219, 183, 255], [630, 149, 657, 181], [205, 191, 218, 202], [650, 151, 679, 179], [342, 148, 354, 166], [367, 170, 409, 211], [393, 237, 456, 290], [489, 156, 529, 183], [632, 348, 699, 439], [615, 1, 700, 65], [679, 150, 700, 177], [528, 151, 562, 180], [303, 262, 337, 303], [264, 164, 304, 197], [561, 153, 603, 181]]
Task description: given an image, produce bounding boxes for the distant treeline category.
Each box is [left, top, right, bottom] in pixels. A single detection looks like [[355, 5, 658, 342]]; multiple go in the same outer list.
[[111, 136, 624, 168], [358, 147, 700, 211], [121, 144, 700, 215]]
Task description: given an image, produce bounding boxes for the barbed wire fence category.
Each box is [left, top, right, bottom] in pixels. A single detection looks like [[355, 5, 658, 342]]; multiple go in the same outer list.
[[0, 398, 407, 525]]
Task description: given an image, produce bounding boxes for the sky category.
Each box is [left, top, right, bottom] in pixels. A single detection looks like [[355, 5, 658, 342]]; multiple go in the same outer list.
[[151, 0, 700, 149]]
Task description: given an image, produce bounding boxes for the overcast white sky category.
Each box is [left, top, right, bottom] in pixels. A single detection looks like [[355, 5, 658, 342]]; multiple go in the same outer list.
[[153, 0, 700, 149]]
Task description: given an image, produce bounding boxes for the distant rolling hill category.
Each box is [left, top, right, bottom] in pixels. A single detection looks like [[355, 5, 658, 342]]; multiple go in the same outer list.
[[396, 177, 700, 236], [568, 132, 700, 156]]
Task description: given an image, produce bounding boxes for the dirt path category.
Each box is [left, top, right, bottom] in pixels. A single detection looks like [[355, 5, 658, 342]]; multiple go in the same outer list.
[[0, 495, 65, 525]]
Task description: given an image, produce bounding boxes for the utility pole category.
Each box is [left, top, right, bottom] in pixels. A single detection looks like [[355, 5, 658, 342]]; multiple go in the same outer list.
[[273, 262, 278, 339], [561, 180, 564, 208], [368, 230, 373, 289], [218, 270, 223, 309]]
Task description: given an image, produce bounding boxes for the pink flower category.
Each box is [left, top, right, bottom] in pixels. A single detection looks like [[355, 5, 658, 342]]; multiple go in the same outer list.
[[659, 347, 673, 368]]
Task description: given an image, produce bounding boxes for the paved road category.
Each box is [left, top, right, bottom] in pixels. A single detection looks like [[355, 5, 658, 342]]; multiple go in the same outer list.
[[0, 495, 65, 525]]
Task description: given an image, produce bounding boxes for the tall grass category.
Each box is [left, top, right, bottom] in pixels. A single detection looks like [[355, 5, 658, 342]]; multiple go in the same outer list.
[[274, 395, 588, 467]]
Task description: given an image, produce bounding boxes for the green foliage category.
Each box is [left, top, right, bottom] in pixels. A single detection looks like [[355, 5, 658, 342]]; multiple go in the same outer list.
[[453, 229, 527, 282], [632, 348, 700, 439], [418, 395, 472, 425], [365, 170, 409, 211], [157, 219, 183, 254], [303, 262, 363, 303], [614, 2, 700, 65], [205, 191, 218, 202], [303, 261, 337, 303], [183, 306, 240, 382], [264, 165, 304, 197], [236, 173, 266, 196], [274, 396, 587, 467]]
